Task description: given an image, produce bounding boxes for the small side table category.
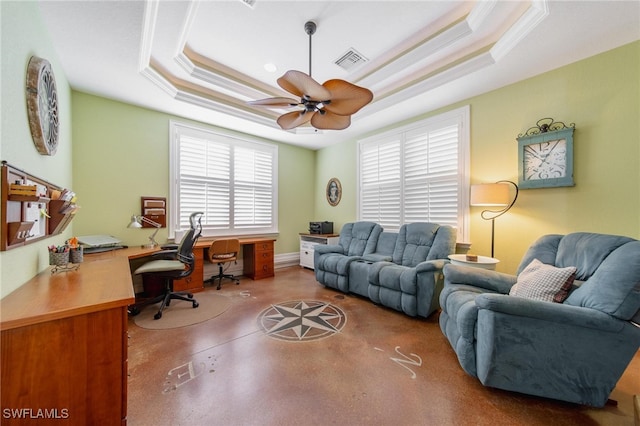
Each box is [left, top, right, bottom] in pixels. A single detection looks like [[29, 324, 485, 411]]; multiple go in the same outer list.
[[299, 233, 340, 269], [448, 254, 499, 270]]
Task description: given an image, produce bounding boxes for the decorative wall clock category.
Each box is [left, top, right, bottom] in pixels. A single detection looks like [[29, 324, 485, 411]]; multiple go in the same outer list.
[[326, 178, 342, 206], [26, 56, 59, 156], [517, 118, 575, 189]]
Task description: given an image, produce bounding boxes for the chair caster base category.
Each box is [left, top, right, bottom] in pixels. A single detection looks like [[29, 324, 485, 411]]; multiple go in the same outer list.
[[128, 306, 140, 316], [193, 301, 199, 308], [154, 311, 162, 320]]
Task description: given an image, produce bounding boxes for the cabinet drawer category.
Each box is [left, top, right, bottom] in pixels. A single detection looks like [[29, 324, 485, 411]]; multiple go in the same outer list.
[[300, 248, 314, 269], [255, 241, 274, 252], [254, 261, 274, 279], [300, 241, 318, 251], [255, 249, 274, 268], [252, 249, 274, 279]]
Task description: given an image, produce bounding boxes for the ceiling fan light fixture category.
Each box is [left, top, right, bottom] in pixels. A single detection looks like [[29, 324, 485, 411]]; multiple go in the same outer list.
[[248, 20, 373, 131]]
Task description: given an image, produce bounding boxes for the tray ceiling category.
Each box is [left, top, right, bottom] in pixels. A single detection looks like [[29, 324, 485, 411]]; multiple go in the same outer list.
[[39, 0, 640, 149]]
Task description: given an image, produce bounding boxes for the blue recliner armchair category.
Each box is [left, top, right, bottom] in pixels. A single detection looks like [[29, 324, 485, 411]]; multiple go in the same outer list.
[[368, 222, 456, 317], [439, 232, 640, 407], [314, 221, 383, 292]]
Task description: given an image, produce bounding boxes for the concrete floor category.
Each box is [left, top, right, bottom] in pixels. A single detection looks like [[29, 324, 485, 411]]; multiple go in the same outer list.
[[127, 266, 640, 425]]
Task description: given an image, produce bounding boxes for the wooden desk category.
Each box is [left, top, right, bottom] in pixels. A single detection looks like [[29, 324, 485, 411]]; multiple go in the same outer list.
[[165, 237, 275, 293], [0, 236, 275, 424], [89, 238, 275, 297], [1, 253, 135, 425]]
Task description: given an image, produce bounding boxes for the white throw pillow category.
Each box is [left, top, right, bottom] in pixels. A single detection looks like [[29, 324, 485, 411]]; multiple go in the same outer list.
[[509, 259, 577, 303]]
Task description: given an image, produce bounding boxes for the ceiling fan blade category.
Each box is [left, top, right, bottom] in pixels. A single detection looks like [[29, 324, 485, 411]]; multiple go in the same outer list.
[[322, 79, 374, 115], [277, 70, 331, 100], [311, 111, 351, 130], [247, 97, 300, 107], [277, 110, 314, 130]]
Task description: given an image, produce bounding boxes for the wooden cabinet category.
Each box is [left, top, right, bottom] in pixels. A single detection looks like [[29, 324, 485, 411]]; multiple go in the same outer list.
[[299, 234, 340, 270], [171, 246, 204, 293], [243, 239, 275, 280], [1, 308, 128, 425], [0, 256, 134, 425]]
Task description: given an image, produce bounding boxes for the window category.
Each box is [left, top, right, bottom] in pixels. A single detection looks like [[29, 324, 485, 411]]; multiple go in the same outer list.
[[169, 121, 278, 238], [357, 106, 470, 241]]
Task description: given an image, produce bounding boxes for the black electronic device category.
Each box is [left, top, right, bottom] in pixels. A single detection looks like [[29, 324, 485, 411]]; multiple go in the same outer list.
[[309, 221, 333, 234]]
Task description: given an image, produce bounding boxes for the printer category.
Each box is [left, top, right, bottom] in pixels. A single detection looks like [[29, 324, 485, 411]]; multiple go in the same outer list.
[[309, 221, 333, 234]]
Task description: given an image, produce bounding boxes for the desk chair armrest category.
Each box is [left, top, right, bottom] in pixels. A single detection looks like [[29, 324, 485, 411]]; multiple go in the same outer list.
[[151, 249, 178, 260]]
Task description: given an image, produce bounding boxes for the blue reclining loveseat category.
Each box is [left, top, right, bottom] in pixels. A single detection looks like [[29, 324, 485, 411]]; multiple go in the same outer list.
[[315, 221, 456, 318]]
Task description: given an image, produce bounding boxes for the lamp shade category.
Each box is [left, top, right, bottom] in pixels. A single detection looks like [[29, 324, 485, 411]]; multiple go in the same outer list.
[[470, 183, 510, 206], [127, 215, 143, 228]]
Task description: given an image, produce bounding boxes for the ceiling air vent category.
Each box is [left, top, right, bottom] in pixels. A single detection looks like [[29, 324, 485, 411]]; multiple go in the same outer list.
[[239, 0, 256, 8], [335, 48, 368, 71]]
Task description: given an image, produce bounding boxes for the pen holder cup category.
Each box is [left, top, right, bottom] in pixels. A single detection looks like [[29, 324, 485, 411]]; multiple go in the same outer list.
[[70, 247, 84, 264], [49, 251, 69, 266]]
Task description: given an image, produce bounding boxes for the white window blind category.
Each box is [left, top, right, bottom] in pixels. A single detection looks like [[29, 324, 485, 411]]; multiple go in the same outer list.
[[358, 106, 470, 241], [170, 121, 278, 238]]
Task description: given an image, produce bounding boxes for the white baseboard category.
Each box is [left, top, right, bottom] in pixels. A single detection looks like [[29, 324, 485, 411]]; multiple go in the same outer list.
[[275, 252, 300, 269]]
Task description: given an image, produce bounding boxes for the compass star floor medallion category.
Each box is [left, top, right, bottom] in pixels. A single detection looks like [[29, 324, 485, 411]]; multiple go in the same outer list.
[[257, 300, 347, 342]]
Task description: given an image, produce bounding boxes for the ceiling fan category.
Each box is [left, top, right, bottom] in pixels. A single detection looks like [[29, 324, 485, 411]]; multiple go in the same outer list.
[[248, 21, 373, 131]]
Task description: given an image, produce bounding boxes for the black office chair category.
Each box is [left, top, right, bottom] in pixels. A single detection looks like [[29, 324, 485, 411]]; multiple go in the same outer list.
[[129, 212, 203, 320]]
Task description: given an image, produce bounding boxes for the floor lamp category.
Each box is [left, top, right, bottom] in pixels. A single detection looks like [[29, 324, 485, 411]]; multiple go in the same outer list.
[[470, 180, 519, 258]]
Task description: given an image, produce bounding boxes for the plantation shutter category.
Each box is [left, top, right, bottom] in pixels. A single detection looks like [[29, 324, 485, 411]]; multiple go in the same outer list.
[[233, 145, 274, 230], [171, 122, 278, 237], [359, 137, 402, 229], [358, 107, 469, 239], [403, 125, 459, 228]]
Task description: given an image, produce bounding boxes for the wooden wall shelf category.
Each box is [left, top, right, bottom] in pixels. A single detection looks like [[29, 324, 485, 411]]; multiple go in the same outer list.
[[1, 162, 77, 251]]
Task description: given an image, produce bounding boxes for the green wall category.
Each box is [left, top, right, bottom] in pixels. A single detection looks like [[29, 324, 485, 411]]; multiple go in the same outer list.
[[1, 1, 74, 297], [315, 140, 358, 231], [314, 41, 640, 274], [71, 92, 315, 256]]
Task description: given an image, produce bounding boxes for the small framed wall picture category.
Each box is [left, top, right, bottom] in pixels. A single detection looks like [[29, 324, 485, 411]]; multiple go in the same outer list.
[[517, 119, 575, 189], [326, 178, 342, 206]]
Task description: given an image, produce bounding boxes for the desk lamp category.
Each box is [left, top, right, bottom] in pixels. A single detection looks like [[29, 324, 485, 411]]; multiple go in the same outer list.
[[470, 180, 518, 258], [127, 215, 162, 248]]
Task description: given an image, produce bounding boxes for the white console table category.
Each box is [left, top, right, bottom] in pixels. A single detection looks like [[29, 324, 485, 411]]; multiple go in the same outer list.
[[299, 233, 340, 269]]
